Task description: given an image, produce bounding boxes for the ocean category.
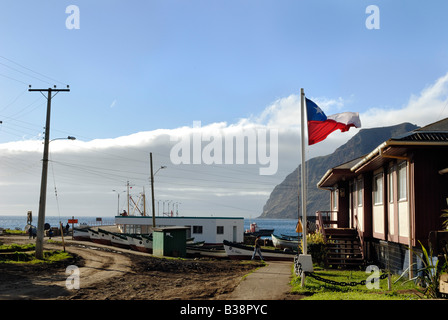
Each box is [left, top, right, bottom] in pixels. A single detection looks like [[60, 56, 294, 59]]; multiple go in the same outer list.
[[0, 215, 299, 237]]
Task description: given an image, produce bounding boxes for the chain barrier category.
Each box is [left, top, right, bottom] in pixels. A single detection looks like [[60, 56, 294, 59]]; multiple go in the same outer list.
[[294, 256, 388, 287]]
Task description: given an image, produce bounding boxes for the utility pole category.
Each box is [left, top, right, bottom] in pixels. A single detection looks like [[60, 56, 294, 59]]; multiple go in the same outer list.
[[29, 86, 70, 260], [150, 152, 156, 228]]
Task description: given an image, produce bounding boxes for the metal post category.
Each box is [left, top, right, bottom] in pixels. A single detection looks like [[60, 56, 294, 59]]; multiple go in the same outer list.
[[300, 88, 307, 286], [150, 152, 156, 227]]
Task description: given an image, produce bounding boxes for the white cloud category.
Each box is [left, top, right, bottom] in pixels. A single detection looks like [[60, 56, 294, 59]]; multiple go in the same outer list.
[[361, 72, 448, 129]]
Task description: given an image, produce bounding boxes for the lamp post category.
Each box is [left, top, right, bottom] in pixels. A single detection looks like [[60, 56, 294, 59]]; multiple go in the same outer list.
[[112, 190, 125, 216], [150, 152, 166, 228]]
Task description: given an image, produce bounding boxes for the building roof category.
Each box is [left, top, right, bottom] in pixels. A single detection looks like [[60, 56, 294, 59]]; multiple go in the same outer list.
[[317, 156, 365, 189], [391, 118, 448, 142], [317, 118, 448, 188]]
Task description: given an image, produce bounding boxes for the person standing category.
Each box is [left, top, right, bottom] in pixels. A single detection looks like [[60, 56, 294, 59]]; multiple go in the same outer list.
[[251, 235, 264, 260]]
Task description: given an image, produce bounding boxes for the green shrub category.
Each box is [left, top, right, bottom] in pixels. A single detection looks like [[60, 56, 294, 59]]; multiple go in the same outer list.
[[299, 231, 328, 267]]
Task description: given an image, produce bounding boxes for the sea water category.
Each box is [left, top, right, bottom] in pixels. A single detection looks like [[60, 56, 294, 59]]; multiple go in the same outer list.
[[0, 215, 115, 230], [0, 215, 299, 236], [244, 218, 299, 237]]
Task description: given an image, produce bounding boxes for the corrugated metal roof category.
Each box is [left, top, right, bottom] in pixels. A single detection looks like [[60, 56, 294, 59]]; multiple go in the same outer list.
[[392, 131, 448, 142]]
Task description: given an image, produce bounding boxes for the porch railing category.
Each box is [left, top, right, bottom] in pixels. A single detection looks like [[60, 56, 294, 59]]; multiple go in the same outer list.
[[315, 211, 338, 240], [353, 214, 365, 259]]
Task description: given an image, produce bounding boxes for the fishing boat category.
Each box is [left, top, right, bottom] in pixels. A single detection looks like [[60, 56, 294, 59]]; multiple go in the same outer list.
[[110, 232, 131, 249], [223, 240, 296, 261], [271, 233, 300, 251], [88, 228, 112, 245], [186, 244, 227, 258], [72, 227, 91, 241], [126, 234, 144, 251], [244, 222, 274, 237], [128, 234, 153, 253]]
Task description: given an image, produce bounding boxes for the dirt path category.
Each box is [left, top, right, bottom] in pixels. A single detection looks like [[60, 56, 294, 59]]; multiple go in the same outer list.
[[0, 235, 269, 300], [0, 238, 134, 300]]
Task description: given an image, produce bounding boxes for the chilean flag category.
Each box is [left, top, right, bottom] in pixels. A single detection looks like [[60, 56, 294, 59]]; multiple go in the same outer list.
[[306, 98, 361, 145]]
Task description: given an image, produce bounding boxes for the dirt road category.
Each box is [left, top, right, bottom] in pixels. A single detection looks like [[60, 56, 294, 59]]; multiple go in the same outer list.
[[0, 235, 264, 300]]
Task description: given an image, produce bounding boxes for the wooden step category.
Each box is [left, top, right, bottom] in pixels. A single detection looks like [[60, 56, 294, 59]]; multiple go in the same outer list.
[[325, 228, 358, 236], [323, 227, 365, 268]]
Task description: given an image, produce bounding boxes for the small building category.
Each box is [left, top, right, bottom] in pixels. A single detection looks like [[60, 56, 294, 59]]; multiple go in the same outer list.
[[115, 215, 244, 245], [152, 226, 190, 258], [317, 118, 448, 274]]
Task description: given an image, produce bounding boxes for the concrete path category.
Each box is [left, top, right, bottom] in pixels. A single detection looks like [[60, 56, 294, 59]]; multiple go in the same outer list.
[[222, 261, 293, 300]]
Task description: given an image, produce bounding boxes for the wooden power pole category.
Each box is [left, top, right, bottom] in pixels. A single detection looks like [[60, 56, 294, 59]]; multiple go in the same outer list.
[[29, 86, 70, 259]]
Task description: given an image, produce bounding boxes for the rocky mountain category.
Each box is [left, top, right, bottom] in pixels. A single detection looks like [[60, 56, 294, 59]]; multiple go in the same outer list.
[[259, 122, 419, 219]]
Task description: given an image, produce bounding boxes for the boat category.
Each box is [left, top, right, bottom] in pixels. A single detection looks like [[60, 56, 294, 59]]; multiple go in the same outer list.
[[281, 234, 299, 240], [271, 233, 300, 251], [186, 244, 227, 258], [244, 222, 274, 237], [126, 234, 144, 251], [110, 232, 131, 249], [223, 240, 296, 261], [88, 228, 112, 245], [127, 234, 153, 253], [73, 227, 91, 241]]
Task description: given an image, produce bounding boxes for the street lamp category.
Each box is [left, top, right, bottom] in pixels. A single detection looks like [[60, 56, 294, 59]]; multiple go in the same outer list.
[[154, 166, 167, 176], [50, 136, 76, 142], [35, 135, 76, 259], [112, 189, 125, 216], [150, 152, 166, 228]]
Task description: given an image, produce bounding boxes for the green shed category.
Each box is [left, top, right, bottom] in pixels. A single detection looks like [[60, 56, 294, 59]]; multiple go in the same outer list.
[[152, 226, 190, 258]]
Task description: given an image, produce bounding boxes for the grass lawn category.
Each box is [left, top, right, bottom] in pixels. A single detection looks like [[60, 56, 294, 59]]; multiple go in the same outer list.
[[290, 266, 420, 300], [0, 242, 72, 264]]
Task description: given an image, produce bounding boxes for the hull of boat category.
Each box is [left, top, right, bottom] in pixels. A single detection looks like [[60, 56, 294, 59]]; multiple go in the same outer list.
[[186, 245, 227, 258], [73, 228, 91, 241], [271, 234, 299, 250], [223, 240, 295, 261], [89, 229, 112, 245], [110, 234, 131, 249], [130, 235, 153, 253]]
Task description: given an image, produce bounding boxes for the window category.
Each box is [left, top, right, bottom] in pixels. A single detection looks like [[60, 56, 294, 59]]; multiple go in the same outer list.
[[373, 173, 383, 205], [192, 226, 203, 234], [357, 178, 363, 206], [388, 166, 394, 203], [397, 161, 407, 200], [332, 189, 338, 209], [217, 226, 224, 234]]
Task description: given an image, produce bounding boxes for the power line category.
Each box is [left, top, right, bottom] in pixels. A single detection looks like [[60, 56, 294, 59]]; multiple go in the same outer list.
[[0, 61, 53, 86], [0, 72, 28, 85], [0, 55, 67, 86]]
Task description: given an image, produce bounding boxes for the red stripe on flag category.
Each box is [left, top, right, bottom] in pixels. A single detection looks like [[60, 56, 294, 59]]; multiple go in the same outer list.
[[307, 120, 356, 145]]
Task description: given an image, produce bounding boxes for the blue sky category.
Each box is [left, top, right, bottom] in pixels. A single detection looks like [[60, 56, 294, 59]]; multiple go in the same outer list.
[[1, 1, 448, 218], [1, 1, 448, 142]]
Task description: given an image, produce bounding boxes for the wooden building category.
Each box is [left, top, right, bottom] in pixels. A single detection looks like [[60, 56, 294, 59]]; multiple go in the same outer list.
[[317, 118, 448, 273], [115, 215, 244, 245]]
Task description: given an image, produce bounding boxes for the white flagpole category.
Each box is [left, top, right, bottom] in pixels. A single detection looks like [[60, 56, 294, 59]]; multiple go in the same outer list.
[[300, 88, 307, 286]]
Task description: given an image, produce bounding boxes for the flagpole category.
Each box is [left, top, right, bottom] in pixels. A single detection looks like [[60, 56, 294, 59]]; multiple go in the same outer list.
[[300, 88, 307, 287]]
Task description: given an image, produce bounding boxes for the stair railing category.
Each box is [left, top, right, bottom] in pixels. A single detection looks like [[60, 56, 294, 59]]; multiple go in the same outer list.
[[315, 211, 338, 242], [353, 214, 365, 259]]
